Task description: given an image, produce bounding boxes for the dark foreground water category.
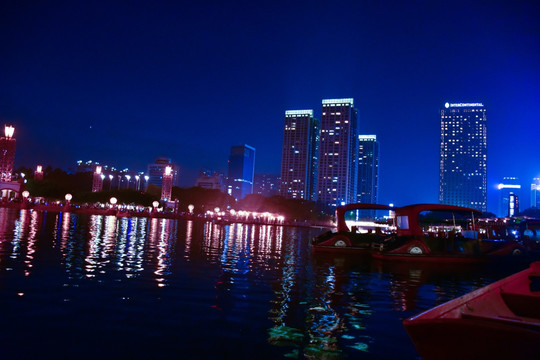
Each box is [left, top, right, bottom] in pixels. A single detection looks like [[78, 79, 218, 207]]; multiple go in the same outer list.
[[0, 208, 531, 359]]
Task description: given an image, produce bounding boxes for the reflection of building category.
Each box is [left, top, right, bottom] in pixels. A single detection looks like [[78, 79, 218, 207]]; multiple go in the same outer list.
[[497, 177, 521, 217], [227, 144, 255, 200], [0, 125, 16, 182], [280, 110, 319, 200], [254, 173, 280, 197], [196, 170, 225, 191], [317, 98, 358, 208], [147, 157, 179, 187], [531, 178, 540, 209], [439, 102, 487, 212], [357, 135, 379, 204]]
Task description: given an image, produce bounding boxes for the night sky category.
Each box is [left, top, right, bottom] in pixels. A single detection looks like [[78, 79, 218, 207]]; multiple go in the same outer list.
[[1, 1, 539, 212]]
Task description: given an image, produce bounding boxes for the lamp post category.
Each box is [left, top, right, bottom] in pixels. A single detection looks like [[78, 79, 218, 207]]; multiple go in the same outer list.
[[152, 200, 159, 214], [135, 175, 140, 191], [188, 204, 194, 214], [144, 175, 149, 191], [108, 174, 113, 191], [125, 175, 131, 190], [22, 190, 29, 209], [64, 193, 72, 211]]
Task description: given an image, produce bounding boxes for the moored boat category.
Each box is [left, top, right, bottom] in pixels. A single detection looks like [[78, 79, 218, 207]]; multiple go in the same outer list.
[[311, 203, 396, 253], [403, 261, 540, 359], [371, 204, 526, 263]]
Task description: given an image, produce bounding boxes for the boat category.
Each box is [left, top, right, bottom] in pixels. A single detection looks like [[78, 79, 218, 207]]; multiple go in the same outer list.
[[311, 203, 396, 253], [371, 204, 525, 263], [403, 261, 540, 359]]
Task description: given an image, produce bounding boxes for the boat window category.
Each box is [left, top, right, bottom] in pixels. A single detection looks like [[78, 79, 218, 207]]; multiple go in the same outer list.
[[397, 216, 409, 230], [417, 210, 470, 237], [343, 209, 396, 234]]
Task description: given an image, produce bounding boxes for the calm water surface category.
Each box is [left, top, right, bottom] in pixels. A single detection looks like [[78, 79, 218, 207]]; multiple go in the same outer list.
[[0, 208, 530, 359]]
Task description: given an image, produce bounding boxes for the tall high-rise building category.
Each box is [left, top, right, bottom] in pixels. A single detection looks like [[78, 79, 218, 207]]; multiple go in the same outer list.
[[439, 102, 487, 212], [497, 177, 521, 217], [280, 110, 319, 200], [531, 177, 540, 209], [227, 144, 256, 200], [147, 157, 179, 187], [357, 135, 379, 204], [0, 125, 16, 182], [317, 98, 358, 208], [161, 166, 173, 201]]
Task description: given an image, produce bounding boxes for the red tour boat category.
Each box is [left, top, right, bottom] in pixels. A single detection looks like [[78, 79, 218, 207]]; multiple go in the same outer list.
[[311, 203, 396, 252], [403, 261, 540, 359]]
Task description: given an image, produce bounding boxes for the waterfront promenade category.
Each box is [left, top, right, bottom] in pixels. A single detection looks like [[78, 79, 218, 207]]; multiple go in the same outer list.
[[0, 199, 333, 229]]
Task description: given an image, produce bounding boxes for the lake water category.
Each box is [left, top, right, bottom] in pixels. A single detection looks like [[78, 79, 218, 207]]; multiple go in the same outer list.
[[0, 208, 530, 359]]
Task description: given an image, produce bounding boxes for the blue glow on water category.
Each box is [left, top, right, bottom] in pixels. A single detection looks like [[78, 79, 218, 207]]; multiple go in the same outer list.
[[0, 208, 530, 359]]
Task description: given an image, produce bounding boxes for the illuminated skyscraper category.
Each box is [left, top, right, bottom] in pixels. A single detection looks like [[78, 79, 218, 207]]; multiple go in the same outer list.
[[227, 144, 255, 200], [317, 98, 358, 208], [161, 166, 173, 201], [531, 177, 540, 209], [439, 102, 487, 212], [0, 125, 16, 182], [357, 135, 379, 204], [497, 177, 521, 217], [280, 110, 319, 200]]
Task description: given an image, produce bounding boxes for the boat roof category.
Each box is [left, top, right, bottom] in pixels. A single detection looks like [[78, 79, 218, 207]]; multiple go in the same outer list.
[[397, 203, 481, 215]]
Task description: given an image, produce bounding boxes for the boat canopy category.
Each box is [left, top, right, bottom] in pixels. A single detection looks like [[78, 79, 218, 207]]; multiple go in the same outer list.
[[395, 204, 481, 237]]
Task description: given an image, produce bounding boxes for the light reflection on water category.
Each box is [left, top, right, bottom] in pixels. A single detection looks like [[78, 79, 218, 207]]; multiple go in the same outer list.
[[0, 208, 530, 359]]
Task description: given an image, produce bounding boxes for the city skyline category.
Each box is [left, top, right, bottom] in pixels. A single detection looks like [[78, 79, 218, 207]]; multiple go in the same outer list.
[[2, 1, 539, 213]]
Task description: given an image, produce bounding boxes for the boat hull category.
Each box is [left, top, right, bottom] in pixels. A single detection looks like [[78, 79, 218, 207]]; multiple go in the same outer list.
[[403, 261, 540, 359]]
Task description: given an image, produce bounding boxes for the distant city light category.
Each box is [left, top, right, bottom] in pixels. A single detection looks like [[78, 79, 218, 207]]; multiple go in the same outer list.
[[497, 184, 521, 190], [110, 197, 117, 205], [447, 103, 484, 108], [4, 125, 14, 138], [65, 193, 72, 201]]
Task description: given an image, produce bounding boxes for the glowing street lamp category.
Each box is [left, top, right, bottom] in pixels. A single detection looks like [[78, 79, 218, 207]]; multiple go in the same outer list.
[[188, 204, 194, 214], [22, 190, 29, 198], [64, 193, 72, 210], [135, 175, 140, 191], [125, 174, 131, 190], [108, 174, 114, 191]]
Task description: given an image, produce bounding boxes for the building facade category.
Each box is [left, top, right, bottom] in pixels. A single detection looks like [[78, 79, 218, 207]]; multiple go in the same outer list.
[[357, 135, 379, 204], [497, 177, 521, 217], [227, 144, 256, 201], [147, 157, 179, 187], [280, 110, 319, 200], [254, 173, 280, 197], [531, 178, 540, 209], [439, 102, 487, 212], [0, 125, 16, 182], [196, 170, 226, 192], [317, 98, 358, 208]]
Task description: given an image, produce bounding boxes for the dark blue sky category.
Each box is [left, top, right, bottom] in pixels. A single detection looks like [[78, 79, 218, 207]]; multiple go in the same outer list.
[[1, 0, 539, 212]]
